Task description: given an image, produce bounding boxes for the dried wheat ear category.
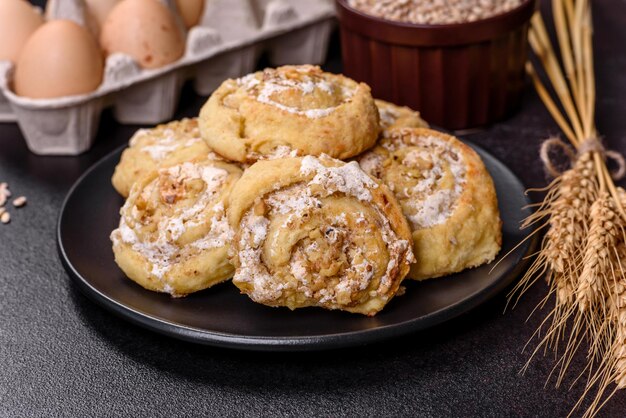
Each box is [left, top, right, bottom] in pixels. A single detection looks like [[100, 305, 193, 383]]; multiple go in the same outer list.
[[509, 1, 626, 417]]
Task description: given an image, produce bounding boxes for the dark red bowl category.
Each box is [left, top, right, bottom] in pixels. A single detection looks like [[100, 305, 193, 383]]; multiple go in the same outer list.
[[336, 0, 537, 130]]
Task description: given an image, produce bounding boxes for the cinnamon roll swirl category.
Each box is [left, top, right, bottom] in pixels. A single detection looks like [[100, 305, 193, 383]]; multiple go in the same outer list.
[[227, 155, 414, 316], [111, 159, 242, 297], [112, 118, 225, 198], [358, 128, 502, 280], [199, 65, 380, 163]]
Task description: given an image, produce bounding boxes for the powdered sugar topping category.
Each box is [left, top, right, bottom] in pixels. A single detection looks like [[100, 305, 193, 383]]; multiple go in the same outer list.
[[233, 157, 413, 309], [237, 67, 355, 120], [249, 145, 300, 162], [378, 105, 401, 129], [128, 124, 205, 162], [111, 162, 234, 295], [300, 156, 378, 201], [358, 152, 384, 177], [362, 132, 466, 229]]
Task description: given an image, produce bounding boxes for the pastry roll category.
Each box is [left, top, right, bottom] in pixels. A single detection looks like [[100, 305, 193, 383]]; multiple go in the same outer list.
[[375, 99, 429, 130], [228, 155, 415, 316], [112, 118, 225, 197], [199, 65, 380, 163], [111, 159, 242, 297], [358, 128, 502, 280]]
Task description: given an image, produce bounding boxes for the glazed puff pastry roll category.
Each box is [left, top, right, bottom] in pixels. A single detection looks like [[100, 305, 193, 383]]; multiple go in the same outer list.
[[112, 118, 226, 198], [228, 155, 415, 316], [375, 99, 429, 130], [199, 65, 380, 163], [358, 128, 502, 280], [111, 159, 242, 297]]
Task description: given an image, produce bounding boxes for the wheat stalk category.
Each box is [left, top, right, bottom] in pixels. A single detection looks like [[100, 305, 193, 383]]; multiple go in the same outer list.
[[511, 0, 626, 416]]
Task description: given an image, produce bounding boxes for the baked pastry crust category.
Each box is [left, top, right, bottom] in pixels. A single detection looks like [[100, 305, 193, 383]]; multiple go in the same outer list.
[[112, 118, 224, 197], [228, 155, 414, 316], [111, 159, 242, 297], [375, 99, 429, 130], [199, 65, 380, 163], [358, 128, 502, 280]]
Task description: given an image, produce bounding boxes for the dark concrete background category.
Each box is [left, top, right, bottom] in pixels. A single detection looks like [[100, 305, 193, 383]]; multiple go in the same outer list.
[[1, 1, 624, 416]]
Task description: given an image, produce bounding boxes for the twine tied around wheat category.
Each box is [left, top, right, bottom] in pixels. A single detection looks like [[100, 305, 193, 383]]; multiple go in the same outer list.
[[540, 136, 626, 180]]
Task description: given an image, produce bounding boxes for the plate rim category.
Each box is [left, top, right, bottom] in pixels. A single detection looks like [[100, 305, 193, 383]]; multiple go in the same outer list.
[[57, 142, 537, 351]]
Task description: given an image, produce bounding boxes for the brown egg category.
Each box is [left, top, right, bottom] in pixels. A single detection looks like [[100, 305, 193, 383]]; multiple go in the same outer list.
[[176, 0, 204, 29], [14, 20, 104, 99], [85, 0, 121, 28], [0, 0, 44, 63], [100, 0, 185, 69], [82, 0, 121, 36]]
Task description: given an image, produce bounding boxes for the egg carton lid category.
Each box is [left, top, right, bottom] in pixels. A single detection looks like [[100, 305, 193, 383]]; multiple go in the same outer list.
[[0, 0, 335, 110]]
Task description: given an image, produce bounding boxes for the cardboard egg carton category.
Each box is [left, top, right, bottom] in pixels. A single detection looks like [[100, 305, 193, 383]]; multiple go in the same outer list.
[[0, 0, 335, 155]]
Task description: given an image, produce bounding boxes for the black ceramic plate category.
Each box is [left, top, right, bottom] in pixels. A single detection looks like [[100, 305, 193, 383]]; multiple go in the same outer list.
[[58, 142, 535, 351]]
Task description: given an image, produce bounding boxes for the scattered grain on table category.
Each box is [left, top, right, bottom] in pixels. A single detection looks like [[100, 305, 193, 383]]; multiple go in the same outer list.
[[12, 196, 27, 208], [0, 182, 27, 226]]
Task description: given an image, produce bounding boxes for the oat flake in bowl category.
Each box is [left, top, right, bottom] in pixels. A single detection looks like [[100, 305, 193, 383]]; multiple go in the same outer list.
[[347, 0, 526, 25]]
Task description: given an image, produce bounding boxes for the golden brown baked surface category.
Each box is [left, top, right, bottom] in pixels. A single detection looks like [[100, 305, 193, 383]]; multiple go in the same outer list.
[[111, 118, 224, 197], [199, 65, 380, 163], [109, 76, 500, 311], [228, 155, 415, 316], [358, 128, 502, 280], [375, 99, 429, 131], [110, 159, 242, 297]]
